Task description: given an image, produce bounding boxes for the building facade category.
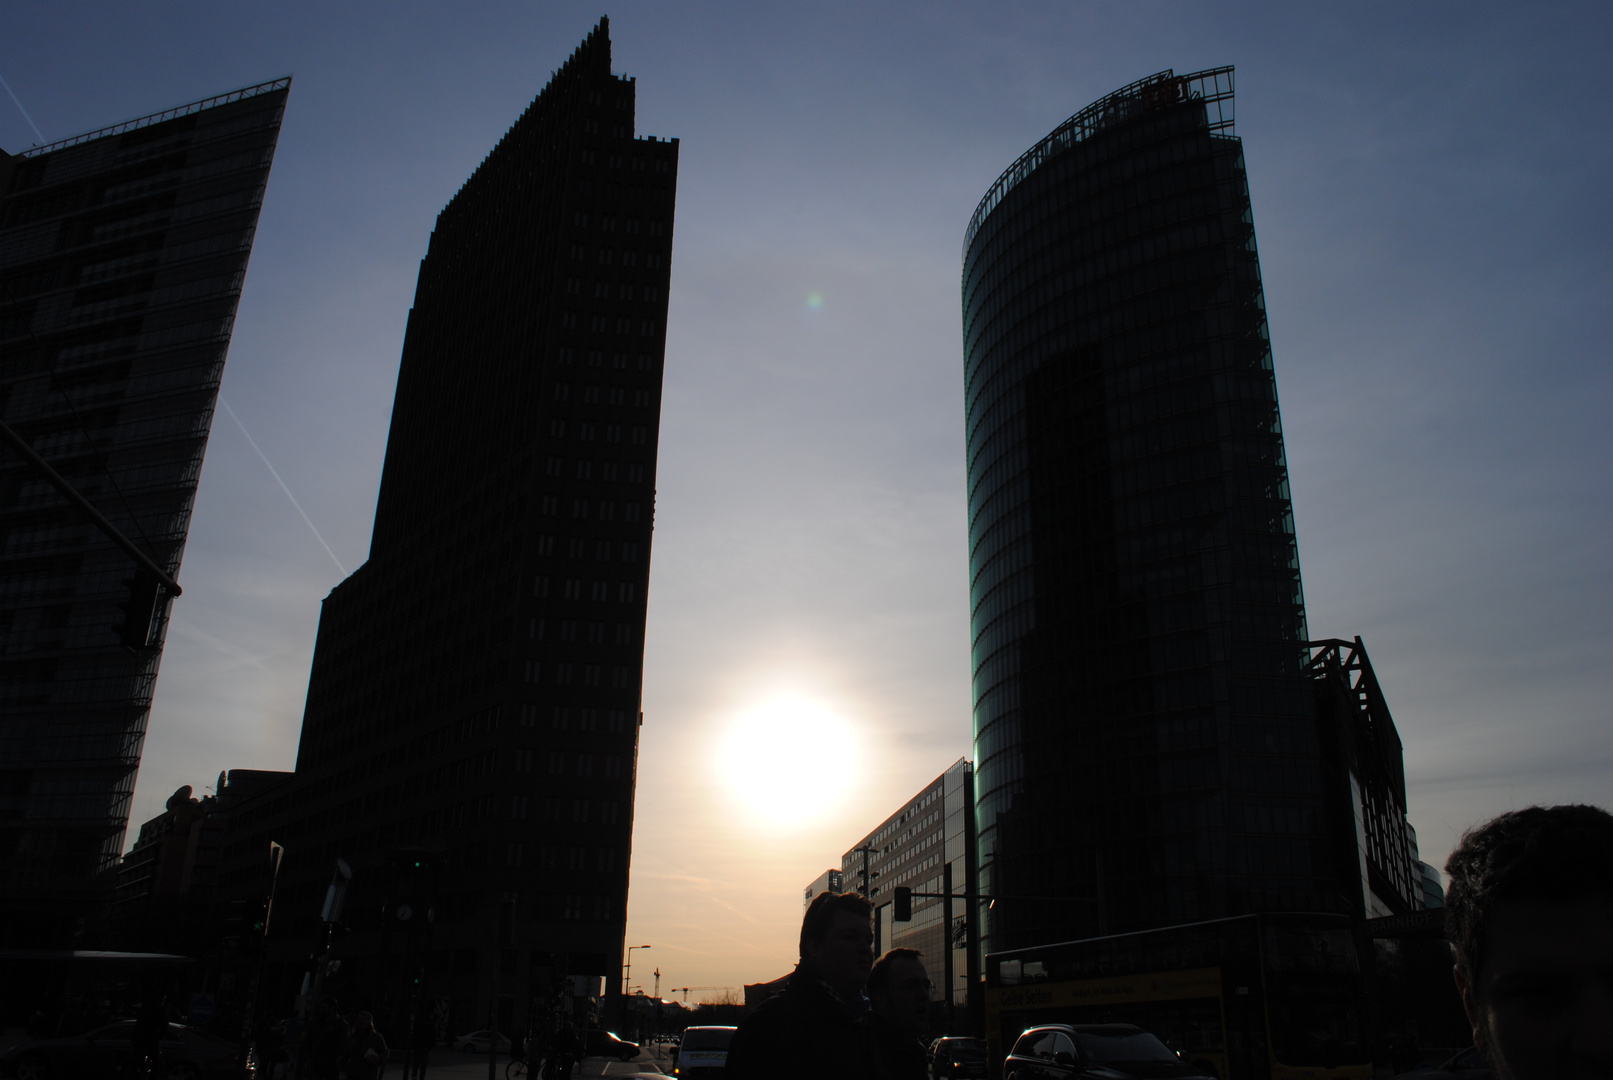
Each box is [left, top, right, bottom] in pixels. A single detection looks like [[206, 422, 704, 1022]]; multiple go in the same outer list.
[[0, 81, 288, 945], [802, 868, 843, 910], [219, 20, 676, 1037], [961, 69, 1418, 954], [841, 759, 976, 1015]]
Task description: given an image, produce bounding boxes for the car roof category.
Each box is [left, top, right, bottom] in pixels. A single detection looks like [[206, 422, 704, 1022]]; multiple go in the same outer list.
[[1022, 1024, 1144, 1036]]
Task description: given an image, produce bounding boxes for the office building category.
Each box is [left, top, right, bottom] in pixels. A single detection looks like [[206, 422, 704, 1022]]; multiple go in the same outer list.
[[219, 20, 675, 1037], [802, 868, 843, 910], [0, 80, 289, 945], [961, 69, 1421, 954], [841, 759, 976, 1015]]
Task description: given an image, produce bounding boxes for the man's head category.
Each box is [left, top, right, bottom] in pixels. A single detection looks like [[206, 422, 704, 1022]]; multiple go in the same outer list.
[[868, 947, 931, 1036], [799, 890, 874, 995], [1444, 804, 1613, 1080]]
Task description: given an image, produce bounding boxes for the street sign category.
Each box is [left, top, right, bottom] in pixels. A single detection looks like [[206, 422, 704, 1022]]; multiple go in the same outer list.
[[1362, 909, 1445, 938], [189, 995, 216, 1025]]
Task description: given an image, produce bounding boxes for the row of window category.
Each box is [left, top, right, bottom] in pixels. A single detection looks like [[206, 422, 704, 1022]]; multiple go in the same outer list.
[[495, 793, 623, 825], [553, 347, 656, 371], [518, 704, 635, 732], [565, 279, 663, 304], [528, 618, 636, 645], [505, 840, 620, 873], [532, 535, 642, 563], [514, 750, 629, 780], [544, 458, 647, 484], [533, 498, 645, 524], [552, 383, 656, 409], [571, 210, 668, 235], [575, 145, 672, 176], [520, 659, 637, 689], [558, 312, 659, 337], [567, 245, 667, 269], [531, 577, 638, 604]]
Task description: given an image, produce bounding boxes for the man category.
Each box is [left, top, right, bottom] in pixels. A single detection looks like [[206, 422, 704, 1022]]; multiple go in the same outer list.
[[867, 948, 931, 1080], [1444, 803, 1613, 1080], [726, 891, 876, 1080]]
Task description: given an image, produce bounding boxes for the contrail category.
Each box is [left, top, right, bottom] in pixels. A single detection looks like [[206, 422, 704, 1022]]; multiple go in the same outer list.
[[219, 396, 348, 576], [0, 70, 45, 145]]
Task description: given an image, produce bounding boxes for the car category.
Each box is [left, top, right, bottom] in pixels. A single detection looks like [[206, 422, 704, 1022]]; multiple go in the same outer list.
[[1003, 1024, 1214, 1080], [672, 1025, 736, 1078], [452, 1030, 513, 1055], [0, 1020, 243, 1080], [584, 1030, 641, 1061], [1392, 1047, 1492, 1080], [929, 1036, 987, 1080]]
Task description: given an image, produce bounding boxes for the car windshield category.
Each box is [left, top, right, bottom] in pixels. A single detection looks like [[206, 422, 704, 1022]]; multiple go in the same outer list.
[[86, 1024, 135, 1039], [1074, 1033, 1179, 1063], [680, 1029, 735, 1051]]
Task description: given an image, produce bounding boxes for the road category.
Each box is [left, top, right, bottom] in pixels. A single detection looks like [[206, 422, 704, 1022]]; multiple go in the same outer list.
[[416, 1044, 677, 1079]]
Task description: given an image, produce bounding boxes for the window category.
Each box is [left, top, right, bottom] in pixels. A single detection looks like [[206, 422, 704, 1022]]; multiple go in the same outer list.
[[541, 495, 559, 516], [608, 387, 626, 406], [618, 583, 637, 604], [649, 219, 666, 236], [553, 382, 570, 402], [600, 462, 619, 482], [614, 623, 634, 645], [603, 755, 624, 779], [646, 253, 664, 269], [546, 456, 563, 477], [628, 464, 645, 483], [520, 704, 539, 727], [630, 425, 648, 445], [593, 281, 610, 299], [591, 581, 610, 602], [621, 542, 639, 563], [597, 248, 614, 266], [595, 539, 612, 561], [565, 277, 581, 295], [637, 354, 654, 371], [536, 534, 555, 555], [511, 795, 529, 819], [572, 799, 591, 823], [644, 286, 661, 302], [547, 752, 565, 775], [583, 385, 601, 404], [555, 663, 574, 686], [597, 848, 616, 872], [564, 579, 582, 600], [564, 895, 584, 921], [587, 350, 604, 367], [600, 800, 621, 824], [567, 537, 585, 560], [523, 660, 541, 684], [605, 423, 622, 443], [575, 459, 592, 480], [514, 749, 533, 773], [569, 244, 585, 262], [557, 347, 574, 364], [560, 620, 578, 642], [571, 498, 589, 519], [561, 312, 578, 329], [622, 250, 639, 268], [633, 389, 652, 407], [624, 502, 643, 523], [598, 500, 617, 521], [506, 843, 524, 868], [612, 352, 629, 369], [573, 211, 589, 228], [618, 284, 635, 301], [532, 576, 551, 598], [551, 706, 568, 731], [602, 215, 618, 232]]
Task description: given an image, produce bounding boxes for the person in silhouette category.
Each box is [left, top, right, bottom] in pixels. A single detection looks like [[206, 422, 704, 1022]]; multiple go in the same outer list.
[[1444, 803, 1613, 1080], [726, 891, 876, 1080], [866, 948, 931, 1080]]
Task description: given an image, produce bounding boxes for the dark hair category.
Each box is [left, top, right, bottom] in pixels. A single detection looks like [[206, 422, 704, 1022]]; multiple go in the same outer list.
[[1444, 803, 1613, 985], [800, 891, 873, 957], [868, 947, 924, 994]]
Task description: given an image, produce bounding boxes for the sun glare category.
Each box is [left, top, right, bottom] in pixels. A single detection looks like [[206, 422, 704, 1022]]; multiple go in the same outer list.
[[720, 697, 857, 827]]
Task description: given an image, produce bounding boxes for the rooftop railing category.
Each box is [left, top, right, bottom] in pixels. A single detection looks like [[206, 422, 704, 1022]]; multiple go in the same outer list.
[[17, 76, 291, 159]]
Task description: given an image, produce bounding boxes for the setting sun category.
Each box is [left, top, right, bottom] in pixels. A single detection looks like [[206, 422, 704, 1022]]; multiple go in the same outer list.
[[719, 697, 860, 827]]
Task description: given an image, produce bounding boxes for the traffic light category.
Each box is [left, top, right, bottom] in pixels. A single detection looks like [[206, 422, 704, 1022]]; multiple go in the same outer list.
[[893, 886, 912, 922], [116, 569, 161, 650]]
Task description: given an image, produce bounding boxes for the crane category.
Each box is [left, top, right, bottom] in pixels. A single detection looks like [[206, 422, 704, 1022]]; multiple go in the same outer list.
[[670, 986, 735, 1003]]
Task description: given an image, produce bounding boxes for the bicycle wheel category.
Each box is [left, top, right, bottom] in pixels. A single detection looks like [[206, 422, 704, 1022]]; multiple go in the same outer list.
[[506, 1058, 528, 1080]]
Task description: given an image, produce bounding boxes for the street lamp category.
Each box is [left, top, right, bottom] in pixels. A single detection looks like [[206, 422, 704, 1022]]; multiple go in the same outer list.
[[624, 944, 651, 996]]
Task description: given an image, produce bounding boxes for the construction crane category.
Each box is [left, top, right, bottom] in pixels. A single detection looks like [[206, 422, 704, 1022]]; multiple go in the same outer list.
[[670, 986, 735, 1003]]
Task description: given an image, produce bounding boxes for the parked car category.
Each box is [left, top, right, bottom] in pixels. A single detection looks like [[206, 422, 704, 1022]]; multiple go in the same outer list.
[[0, 1021, 242, 1080], [1393, 1047, 1492, 1080], [672, 1026, 736, 1078], [584, 1030, 641, 1061], [452, 1030, 513, 1054], [929, 1036, 987, 1080], [1003, 1024, 1214, 1080]]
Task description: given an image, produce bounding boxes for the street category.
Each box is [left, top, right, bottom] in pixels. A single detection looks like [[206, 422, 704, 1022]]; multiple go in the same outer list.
[[411, 1044, 677, 1079]]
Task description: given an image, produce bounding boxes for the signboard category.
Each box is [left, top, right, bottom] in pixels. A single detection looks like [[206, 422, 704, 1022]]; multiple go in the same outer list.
[[991, 966, 1222, 1012], [1362, 909, 1445, 939], [188, 995, 216, 1025]]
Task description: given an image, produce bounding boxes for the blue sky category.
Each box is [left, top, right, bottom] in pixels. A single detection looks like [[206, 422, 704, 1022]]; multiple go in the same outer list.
[[4, 1, 1610, 991]]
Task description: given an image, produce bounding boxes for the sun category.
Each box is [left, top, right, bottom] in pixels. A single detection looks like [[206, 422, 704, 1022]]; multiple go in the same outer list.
[[719, 697, 857, 827]]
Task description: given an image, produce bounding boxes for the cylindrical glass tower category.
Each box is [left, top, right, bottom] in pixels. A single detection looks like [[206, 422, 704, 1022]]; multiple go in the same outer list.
[[962, 69, 1328, 952]]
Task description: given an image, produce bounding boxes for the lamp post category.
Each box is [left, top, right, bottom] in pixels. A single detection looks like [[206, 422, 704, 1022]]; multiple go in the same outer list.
[[624, 944, 650, 997]]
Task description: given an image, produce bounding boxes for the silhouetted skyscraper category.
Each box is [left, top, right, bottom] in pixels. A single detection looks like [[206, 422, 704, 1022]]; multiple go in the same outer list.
[[221, 21, 676, 1030], [0, 80, 288, 944], [963, 69, 1341, 952]]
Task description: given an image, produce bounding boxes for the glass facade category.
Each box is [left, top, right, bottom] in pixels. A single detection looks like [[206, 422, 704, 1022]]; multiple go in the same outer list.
[[0, 82, 288, 944], [962, 69, 1336, 953]]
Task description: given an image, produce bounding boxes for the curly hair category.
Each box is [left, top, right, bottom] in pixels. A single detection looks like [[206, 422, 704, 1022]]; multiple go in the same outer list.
[[799, 890, 873, 958], [1444, 803, 1613, 986]]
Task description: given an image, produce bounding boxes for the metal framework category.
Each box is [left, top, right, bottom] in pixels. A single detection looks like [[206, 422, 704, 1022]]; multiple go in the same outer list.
[[964, 66, 1235, 258], [17, 76, 291, 158]]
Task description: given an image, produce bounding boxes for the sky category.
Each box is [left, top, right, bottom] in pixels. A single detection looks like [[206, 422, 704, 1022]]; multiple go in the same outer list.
[[3, 1, 1610, 997]]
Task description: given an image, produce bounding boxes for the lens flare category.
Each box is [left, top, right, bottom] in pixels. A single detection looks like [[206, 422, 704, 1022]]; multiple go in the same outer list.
[[720, 697, 856, 827], [806, 292, 823, 310]]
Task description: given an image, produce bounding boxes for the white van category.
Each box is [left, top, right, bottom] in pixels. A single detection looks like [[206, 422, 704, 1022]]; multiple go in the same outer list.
[[673, 1026, 738, 1078]]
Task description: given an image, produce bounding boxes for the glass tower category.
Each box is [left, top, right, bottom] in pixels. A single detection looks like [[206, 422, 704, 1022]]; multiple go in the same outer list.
[[962, 70, 1335, 953], [0, 81, 288, 944]]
